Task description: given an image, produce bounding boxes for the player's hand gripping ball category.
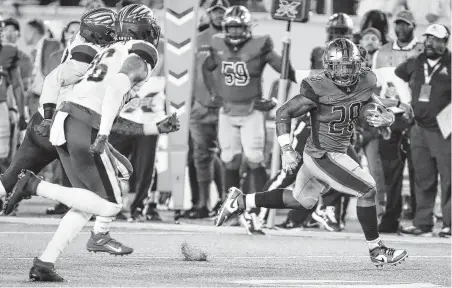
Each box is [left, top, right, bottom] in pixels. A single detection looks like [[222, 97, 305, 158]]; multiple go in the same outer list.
[[157, 113, 180, 134], [34, 119, 52, 137], [281, 144, 302, 174], [360, 103, 394, 128]]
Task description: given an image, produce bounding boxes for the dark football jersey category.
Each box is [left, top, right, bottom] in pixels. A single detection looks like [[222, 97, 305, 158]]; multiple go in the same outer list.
[[0, 44, 19, 102], [303, 69, 377, 157], [206, 34, 276, 103]]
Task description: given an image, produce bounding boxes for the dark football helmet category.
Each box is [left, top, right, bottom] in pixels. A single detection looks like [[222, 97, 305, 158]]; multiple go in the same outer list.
[[324, 38, 362, 87], [116, 4, 161, 47], [79, 7, 117, 46], [222, 5, 252, 45], [326, 13, 353, 41]]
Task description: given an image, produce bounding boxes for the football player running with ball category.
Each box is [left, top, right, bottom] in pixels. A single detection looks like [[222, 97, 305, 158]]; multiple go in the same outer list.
[[3, 5, 178, 281], [215, 39, 408, 267]]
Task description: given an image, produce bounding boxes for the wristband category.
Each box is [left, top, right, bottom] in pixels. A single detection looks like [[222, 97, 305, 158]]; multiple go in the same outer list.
[[277, 134, 291, 147]]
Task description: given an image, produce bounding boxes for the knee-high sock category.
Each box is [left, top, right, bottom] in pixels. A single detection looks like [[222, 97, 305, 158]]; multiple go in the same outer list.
[[246, 188, 307, 210], [93, 216, 113, 234], [39, 209, 92, 263], [36, 181, 121, 217]]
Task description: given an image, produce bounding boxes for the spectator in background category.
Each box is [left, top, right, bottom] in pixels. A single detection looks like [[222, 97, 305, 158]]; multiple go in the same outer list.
[[358, 9, 390, 45], [394, 0, 451, 25], [2, 18, 33, 92], [373, 10, 423, 233], [360, 27, 382, 67], [188, 0, 229, 219], [45, 20, 80, 76], [23, 19, 61, 117], [396, 24, 451, 237]]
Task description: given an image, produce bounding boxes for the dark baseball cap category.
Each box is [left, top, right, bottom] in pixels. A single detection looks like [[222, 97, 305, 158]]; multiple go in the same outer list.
[[206, 0, 230, 12], [3, 17, 20, 31], [394, 10, 415, 26]]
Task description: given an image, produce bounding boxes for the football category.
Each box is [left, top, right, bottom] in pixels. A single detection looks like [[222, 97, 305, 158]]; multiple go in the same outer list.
[[359, 102, 385, 123]]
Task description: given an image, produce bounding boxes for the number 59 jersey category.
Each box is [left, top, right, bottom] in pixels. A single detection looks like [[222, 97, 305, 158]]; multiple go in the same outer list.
[[64, 39, 158, 115], [303, 69, 377, 158]]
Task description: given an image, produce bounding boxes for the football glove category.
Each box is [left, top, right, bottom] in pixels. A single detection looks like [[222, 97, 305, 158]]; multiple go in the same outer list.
[[281, 144, 301, 174], [89, 134, 108, 155], [254, 98, 277, 112], [34, 119, 53, 137], [18, 115, 28, 131], [157, 113, 180, 134], [366, 109, 395, 127]]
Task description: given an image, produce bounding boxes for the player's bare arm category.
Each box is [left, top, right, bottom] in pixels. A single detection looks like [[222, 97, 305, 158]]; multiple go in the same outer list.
[[9, 65, 26, 130], [275, 93, 317, 174], [202, 49, 220, 99], [264, 37, 297, 83], [97, 54, 149, 137]]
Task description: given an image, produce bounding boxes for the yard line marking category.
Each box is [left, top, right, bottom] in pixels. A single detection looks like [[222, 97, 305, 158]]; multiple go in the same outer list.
[[0, 231, 194, 235], [231, 281, 444, 288]]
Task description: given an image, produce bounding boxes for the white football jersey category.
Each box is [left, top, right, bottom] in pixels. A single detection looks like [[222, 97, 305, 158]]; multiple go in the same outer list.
[[64, 39, 158, 115]]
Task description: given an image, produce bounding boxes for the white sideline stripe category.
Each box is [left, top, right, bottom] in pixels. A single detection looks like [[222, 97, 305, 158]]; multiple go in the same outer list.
[[0, 231, 193, 235], [0, 217, 450, 245], [3, 255, 449, 260]]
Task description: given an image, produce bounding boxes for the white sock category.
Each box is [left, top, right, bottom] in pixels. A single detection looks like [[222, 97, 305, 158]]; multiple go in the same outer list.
[[36, 181, 122, 217], [39, 209, 92, 263], [367, 237, 382, 250], [0, 180, 5, 198], [93, 216, 112, 234], [245, 194, 256, 209]]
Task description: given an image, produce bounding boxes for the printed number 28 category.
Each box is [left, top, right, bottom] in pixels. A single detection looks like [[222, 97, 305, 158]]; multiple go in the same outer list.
[[87, 48, 115, 82], [222, 61, 250, 86], [329, 102, 361, 134]]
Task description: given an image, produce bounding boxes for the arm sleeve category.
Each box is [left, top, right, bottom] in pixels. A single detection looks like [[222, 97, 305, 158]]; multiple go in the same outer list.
[[204, 47, 218, 71]]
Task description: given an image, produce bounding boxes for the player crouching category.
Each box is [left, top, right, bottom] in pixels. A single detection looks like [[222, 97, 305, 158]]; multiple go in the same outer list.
[[215, 39, 408, 267]]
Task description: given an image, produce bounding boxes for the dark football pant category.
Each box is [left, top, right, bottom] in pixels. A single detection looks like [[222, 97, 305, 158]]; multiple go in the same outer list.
[[56, 115, 120, 202], [0, 113, 60, 193]]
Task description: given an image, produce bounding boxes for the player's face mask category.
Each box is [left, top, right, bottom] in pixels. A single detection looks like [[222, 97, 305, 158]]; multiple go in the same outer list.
[[223, 23, 250, 45], [325, 61, 362, 86], [327, 27, 352, 41]]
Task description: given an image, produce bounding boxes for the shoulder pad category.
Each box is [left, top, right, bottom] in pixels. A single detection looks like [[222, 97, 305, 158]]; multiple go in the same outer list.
[[306, 73, 326, 83], [300, 78, 319, 103], [211, 34, 226, 48], [71, 43, 99, 64], [128, 40, 159, 68]]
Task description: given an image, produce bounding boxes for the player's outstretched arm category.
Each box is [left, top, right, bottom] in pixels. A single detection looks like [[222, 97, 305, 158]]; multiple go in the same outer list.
[[98, 54, 149, 137], [111, 114, 180, 136], [263, 37, 297, 83], [9, 66, 26, 130]]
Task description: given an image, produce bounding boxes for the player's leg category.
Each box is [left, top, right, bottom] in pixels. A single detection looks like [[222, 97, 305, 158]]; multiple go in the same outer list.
[[0, 101, 10, 174], [303, 151, 408, 266], [218, 111, 242, 191], [0, 112, 58, 198]]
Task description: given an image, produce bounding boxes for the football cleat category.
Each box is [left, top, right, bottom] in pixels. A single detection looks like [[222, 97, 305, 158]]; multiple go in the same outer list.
[[86, 230, 134, 256], [29, 258, 65, 282], [240, 212, 265, 235], [369, 241, 408, 267], [3, 170, 39, 215], [214, 187, 244, 227], [311, 207, 341, 232]]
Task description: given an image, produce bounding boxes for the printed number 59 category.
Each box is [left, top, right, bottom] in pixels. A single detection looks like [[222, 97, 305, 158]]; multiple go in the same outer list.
[[87, 48, 115, 82], [329, 102, 361, 134], [221, 61, 250, 86]]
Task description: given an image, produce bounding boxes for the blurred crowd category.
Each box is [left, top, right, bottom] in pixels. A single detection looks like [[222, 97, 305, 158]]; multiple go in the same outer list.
[[0, 0, 449, 238]]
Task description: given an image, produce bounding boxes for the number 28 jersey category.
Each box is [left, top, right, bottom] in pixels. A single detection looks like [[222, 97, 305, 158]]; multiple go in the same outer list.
[[303, 69, 377, 158], [65, 40, 158, 115]]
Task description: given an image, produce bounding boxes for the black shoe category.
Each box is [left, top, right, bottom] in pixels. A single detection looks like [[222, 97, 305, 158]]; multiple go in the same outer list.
[[188, 207, 209, 219], [29, 258, 64, 282], [400, 225, 433, 237], [276, 219, 303, 229], [438, 227, 451, 238], [3, 170, 39, 215], [46, 203, 69, 215], [145, 207, 162, 221]]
